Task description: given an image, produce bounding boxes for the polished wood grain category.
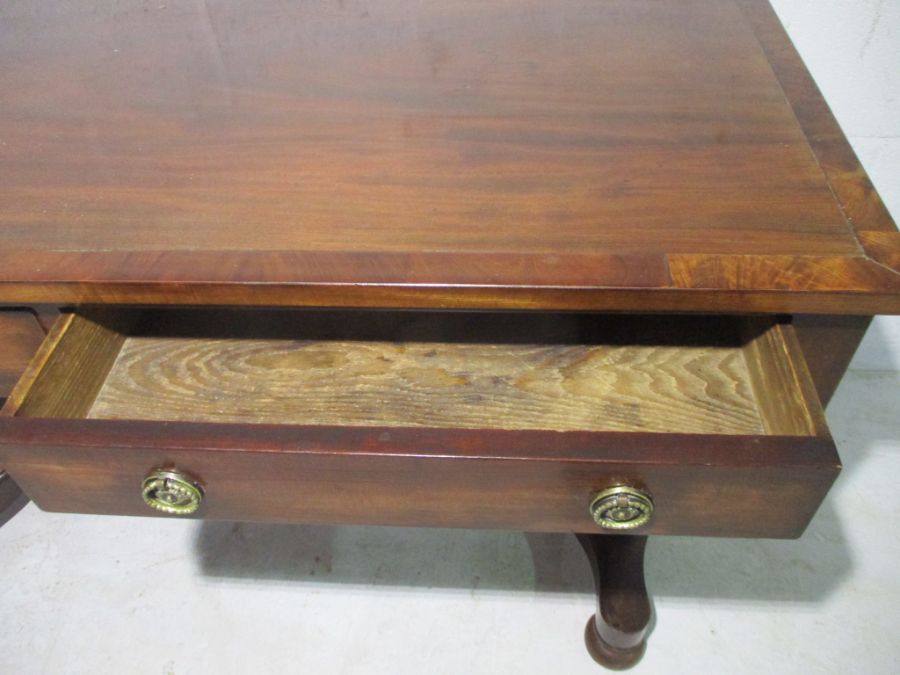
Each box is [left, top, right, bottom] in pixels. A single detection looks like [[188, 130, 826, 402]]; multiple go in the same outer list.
[[1, 253, 898, 313], [860, 232, 900, 273], [734, 0, 896, 236], [0, 0, 896, 313], [0, 309, 840, 537], [89, 336, 763, 435], [668, 254, 900, 298], [0, 418, 841, 537]]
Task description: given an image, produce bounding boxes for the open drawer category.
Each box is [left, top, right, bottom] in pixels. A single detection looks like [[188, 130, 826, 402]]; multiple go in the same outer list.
[[0, 309, 839, 537]]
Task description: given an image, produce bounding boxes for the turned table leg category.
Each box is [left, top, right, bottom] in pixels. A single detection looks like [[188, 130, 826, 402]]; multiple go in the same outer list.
[[576, 534, 651, 670]]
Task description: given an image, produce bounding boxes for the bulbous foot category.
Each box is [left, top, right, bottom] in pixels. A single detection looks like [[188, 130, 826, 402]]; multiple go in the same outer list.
[[584, 614, 646, 670], [576, 534, 652, 670]]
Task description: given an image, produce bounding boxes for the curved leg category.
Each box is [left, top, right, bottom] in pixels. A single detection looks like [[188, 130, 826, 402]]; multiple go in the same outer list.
[[576, 534, 651, 670]]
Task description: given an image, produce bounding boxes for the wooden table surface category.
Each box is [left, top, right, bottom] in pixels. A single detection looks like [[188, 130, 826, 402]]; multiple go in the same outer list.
[[0, 0, 897, 313]]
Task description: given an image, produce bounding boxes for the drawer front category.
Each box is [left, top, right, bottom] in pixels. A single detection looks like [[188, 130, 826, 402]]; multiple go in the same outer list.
[[0, 421, 837, 538], [0, 309, 840, 538]]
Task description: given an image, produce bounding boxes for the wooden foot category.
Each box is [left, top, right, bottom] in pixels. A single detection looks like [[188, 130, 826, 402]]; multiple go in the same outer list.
[[576, 534, 651, 670]]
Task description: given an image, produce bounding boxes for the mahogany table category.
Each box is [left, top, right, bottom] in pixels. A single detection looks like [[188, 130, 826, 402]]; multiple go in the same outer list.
[[0, 0, 897, 668]]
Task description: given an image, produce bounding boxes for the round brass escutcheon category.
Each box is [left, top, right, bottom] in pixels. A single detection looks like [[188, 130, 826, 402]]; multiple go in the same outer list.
[[589, 486, 653, 530], [141, 469, 204, 515]]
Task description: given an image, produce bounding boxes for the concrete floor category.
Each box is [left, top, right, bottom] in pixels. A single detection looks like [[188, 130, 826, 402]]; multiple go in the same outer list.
[[1, 1, 898, 673]]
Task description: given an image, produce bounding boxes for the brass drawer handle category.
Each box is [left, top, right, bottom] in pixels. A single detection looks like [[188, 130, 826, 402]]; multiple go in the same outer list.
[[589, 486, 653, 530], [141, 468, 204, 515]]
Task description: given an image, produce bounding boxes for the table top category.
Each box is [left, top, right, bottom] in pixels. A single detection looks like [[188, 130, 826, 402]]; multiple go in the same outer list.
[[0, 0, 897, 313]]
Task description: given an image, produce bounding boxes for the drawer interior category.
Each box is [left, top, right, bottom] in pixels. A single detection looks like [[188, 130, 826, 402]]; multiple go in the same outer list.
[[3, 310, 823, 437]]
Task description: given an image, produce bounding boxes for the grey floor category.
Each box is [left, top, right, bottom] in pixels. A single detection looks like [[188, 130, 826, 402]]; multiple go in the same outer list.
[[1, 1, 899, 673]]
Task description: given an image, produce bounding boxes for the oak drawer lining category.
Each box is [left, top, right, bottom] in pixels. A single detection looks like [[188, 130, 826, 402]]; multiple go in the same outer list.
[[4, 310, 820, 437]]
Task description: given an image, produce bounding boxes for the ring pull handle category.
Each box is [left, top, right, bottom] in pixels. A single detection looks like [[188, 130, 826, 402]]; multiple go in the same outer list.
[[589, 486, 653, 530], [141, 468, 204, 515]]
